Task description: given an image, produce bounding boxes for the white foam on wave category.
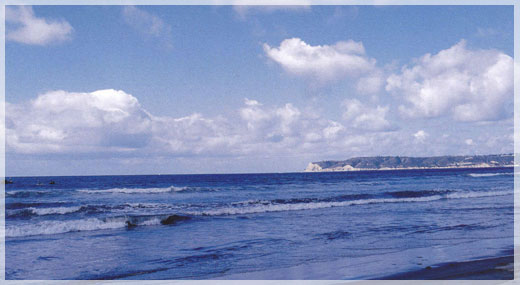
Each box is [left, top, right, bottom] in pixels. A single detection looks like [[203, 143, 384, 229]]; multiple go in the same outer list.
[[139, 218, 162, 226], [446, 190, 511, 199], [6, 218, 127, 238], [189, 196, 443, 216], [8, 203, 177, 217], [6, 216, 164, 238], [123, 203, 173, 209], [77, 186, 190, 194], [29, 206, 82, 215], [190, 189, 513, 216], [6, 190, 50, 197], [468, 173, 513, 177], [7, 188, 512, 237]]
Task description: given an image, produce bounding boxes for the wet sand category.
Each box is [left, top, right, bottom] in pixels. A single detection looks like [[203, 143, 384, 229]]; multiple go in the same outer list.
[[377, 255, 514, 280]]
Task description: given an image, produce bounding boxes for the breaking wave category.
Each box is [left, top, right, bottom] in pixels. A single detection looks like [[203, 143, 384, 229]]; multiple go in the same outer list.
[[77, 186, 206, 194], [6, 214, 191, 238], [6, 189, 511, 238], [6, 190, 56, 198], [468, 173, 513, 178], [6, 203, 176, 218], [188, 196, 443, 216], [29, 206, 83, 216], [445, 190, 511, 199], [189, 190, 511, 216], [6, 218, 129, 238]]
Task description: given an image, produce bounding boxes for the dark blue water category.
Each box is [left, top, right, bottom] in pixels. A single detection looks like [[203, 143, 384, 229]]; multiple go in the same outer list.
[[5, 168, 514, 279]]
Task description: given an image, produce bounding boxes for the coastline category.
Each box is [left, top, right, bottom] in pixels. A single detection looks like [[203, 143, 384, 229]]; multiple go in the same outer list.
[[304, 165, 516, 173], [376, 255, 514, 280]]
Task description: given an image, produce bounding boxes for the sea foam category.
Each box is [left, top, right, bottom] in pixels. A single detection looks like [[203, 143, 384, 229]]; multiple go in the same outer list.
[[5, 216, 168, 238], [6, 218, 128, 238], [468, 173, 513, 178], [7, 203, 176, 218], [189, 190, 511, 216], [6, 189, 511, 237], [29, 206, 83, 215], [189, 196, 443, 216], [77, 186, 191, 194]]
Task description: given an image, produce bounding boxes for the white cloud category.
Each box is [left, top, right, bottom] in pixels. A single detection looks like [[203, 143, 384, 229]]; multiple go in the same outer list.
[[149, 113, 238, 156], [323, 121, 344, 140], [264, 38, 379, 83], [465, 139, 474, 145], [413, 130, 428, 143], [7, 88, 512, 173], [386, 40, 513, 122], [6, 89, 153, 154], [342, 99, 395, 132], [238, 98, 318, 145], [356, 70, 384, 94], [244, 98, 261, 106], [232, 2, 310, 19], [6, 6, 73, 45], [122, 6, 172, 48], [6, 89, 243, 157], [6, 90, 350, 157]]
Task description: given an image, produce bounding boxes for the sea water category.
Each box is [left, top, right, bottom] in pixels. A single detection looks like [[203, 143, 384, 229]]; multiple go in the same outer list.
[[5, 168, 514, 279]]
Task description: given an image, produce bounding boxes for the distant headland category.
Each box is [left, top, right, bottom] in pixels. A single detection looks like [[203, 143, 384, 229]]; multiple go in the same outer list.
[[305, 154, 515, 172]]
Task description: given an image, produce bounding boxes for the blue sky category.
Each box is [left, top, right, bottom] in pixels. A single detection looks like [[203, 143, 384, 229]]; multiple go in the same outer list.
[[5, 5, 514, 176]]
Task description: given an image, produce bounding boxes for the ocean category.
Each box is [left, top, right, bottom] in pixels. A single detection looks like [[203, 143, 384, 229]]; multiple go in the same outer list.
[[4, 167, 514, 280]]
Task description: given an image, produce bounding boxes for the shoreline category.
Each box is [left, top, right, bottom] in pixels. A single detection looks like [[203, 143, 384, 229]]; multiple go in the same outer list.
[[376, 255, 514, 280], [304, 165, 516, 173]]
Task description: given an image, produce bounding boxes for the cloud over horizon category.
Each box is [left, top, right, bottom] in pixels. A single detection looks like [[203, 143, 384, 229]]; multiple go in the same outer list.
[[6, 89, 352, 158], [6, 90, 153, 154], [342, 99, 395, 132], [6, 6, 73, 46], [6, 87, 513, 174], [386, 40, 513, 122]]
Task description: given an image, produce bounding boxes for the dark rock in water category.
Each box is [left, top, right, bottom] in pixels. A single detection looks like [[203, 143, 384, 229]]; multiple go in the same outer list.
[[161, 215, 191, 225], [126, 220, 137, 229], [4, 179, 13, 184], [49, 181, 56, 185]]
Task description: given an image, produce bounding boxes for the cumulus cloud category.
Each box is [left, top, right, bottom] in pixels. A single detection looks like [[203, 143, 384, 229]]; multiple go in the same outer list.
[[413, 130, 428, 143], [6, 90, 350, 158], [122, 6, 172, 48], [6, 89, 242, 157], [6, 6, 73, 45], [386, 40, 513, 122], [264, 38, 380, 84], [149, 113, 238, 156], [356, 69, 384, 94], [6, 90, 152, 154], [342, 99, 395, 132], [238, 98, 345, 148], [7, 87, 512, 172]]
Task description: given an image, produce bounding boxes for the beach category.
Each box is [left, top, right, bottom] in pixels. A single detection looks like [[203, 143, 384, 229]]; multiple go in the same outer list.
[[379, 255, 514, 280]]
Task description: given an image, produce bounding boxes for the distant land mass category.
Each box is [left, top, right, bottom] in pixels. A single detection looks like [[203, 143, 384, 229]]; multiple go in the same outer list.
[[305, 154, 515, 172]]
